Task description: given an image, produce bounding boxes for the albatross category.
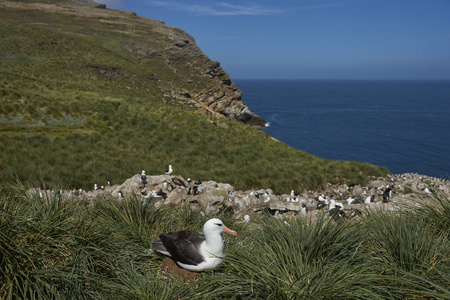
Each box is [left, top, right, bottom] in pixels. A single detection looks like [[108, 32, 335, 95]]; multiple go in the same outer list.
[[152, 218, 238, 272]]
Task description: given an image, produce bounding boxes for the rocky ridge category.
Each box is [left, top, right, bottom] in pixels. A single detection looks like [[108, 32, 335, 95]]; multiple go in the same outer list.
[[0, 0, 266, 128], [29, 171, 450, 223]]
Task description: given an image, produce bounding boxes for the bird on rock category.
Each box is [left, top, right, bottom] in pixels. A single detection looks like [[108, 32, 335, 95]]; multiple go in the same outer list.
[[140, 170, 147, 185], [152, 218, 237, 272], [165, 165, 173, 175]]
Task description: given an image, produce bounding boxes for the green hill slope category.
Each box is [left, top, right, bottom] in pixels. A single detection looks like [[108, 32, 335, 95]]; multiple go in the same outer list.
[[0, 0, 389, 193]]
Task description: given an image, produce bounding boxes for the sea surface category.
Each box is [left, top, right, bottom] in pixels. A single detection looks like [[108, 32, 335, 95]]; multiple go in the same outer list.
[[235, 80, 450, 179]]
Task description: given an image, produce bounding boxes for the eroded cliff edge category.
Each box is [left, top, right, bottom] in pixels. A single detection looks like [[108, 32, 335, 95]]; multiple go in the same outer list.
[[0, 0, 266, 128]]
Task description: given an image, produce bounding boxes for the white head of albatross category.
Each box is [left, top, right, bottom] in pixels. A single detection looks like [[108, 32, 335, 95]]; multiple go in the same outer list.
[[152, 218, 237, 272], [165, 165, 173, 175]]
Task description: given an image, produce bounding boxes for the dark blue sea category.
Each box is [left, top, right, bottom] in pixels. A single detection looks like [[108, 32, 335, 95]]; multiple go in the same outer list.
[[235, 80, 450, 179]]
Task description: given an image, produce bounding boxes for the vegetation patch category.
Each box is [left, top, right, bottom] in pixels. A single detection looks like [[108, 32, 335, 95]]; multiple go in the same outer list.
[[0, 182, 449, 299]]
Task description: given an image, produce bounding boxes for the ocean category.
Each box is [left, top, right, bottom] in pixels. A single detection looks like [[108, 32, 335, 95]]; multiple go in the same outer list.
[[235, 80, 450, 179]]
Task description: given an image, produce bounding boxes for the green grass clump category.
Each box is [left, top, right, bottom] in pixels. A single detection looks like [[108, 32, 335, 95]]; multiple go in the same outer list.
[[1, 182, 449, 299]]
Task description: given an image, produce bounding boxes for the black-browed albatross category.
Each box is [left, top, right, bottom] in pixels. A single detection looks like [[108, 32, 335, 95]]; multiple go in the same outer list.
[[152, 218, 237, 272]]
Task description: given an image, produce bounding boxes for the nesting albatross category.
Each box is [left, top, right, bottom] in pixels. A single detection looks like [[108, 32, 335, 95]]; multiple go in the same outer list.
[[152, 218, 238, 272]]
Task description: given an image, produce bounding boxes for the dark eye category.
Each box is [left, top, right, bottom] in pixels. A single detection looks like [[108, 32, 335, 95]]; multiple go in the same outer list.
[[215, 223, 223, 227]]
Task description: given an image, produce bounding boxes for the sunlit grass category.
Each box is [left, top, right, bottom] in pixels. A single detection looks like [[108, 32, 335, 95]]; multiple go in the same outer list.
[[1, 182, 449, 299], [0, 6, 389, 194]]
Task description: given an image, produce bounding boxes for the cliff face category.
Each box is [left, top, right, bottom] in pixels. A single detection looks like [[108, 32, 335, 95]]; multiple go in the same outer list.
[[0, 0, 265, 127]]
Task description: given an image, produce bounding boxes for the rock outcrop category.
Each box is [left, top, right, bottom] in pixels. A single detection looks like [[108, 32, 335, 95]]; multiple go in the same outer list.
[[29, 172, 450, 223]]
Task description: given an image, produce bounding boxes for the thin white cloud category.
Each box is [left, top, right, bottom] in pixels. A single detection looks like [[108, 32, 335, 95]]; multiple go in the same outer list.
[[148, 1, 282, 16]]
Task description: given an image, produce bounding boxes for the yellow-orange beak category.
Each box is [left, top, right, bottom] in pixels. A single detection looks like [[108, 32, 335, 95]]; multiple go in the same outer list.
[[223, 225, 238, 237]]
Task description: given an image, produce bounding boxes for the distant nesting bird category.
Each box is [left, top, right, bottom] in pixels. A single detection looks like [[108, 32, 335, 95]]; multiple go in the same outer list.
[[250, 191, 260, 198], [150, 190, 167, 199], [382, 186, 392, 202], [318, 194, 327, 202], [141, 170, 147, 185], [141, 191, 152, 199], [165, 165, 173, 175], [189, 186, 200, 196], [317, 200, 328, 210], [262, 192, 271, 203], [300, 206, 307, 218], [329, 199, 344, 210], [107, 179, 112, 186], [227, 191, 234, 202], [290, 190, 298, 197], [274, 210, 283, 220], [242, 215, 251, 223], [94, 184, 98, 190], [365, 195, 375, 204], [346, 197, 356, 205], [329, 208, 347, 222]]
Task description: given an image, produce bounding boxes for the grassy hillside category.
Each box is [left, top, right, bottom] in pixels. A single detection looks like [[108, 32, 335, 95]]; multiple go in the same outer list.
[[0, 0, 388, 193]]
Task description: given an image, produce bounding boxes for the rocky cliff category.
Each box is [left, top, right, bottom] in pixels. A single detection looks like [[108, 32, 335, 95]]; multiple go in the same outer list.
[[0, 0, 265, 127]]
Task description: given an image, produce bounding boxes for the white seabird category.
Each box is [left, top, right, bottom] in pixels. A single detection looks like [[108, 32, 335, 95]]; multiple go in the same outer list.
[[151, 218, 237, 271], [329, 199, 344, 211], [165, 165, 173, 175], [318, 194, 327, 202], [365, 195, 375, 204], [300, 206, 307, 218]]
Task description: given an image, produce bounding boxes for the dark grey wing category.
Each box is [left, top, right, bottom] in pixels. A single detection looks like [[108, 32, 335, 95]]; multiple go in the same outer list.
[[152, 240, 170, 256], [159, 230, 206, 265]]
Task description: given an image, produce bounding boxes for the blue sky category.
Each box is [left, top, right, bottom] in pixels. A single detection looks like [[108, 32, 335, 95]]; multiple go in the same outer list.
[[97, 0, 450, 80]]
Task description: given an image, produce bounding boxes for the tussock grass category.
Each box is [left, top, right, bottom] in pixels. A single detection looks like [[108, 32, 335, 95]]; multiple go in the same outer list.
[[1, 182, 449, 299]]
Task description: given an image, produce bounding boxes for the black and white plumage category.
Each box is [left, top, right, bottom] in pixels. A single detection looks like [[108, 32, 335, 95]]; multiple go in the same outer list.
[[152, 218, 237, 272], [382, 187, 392, 202], [365, 195, 375, 204], [329, 208, 347, 222], [250, 191, 260, 198], [140, 170, 147, 185], [107, 179, 112, 186], [350, 209, 362, 218], [316, 202, 327, 210], [318, 194, 327, 202], [329, 199, 344, 210], [151, 190, 167, 199], [165, 165, 173, 175], [346, 197, 362, 205]]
